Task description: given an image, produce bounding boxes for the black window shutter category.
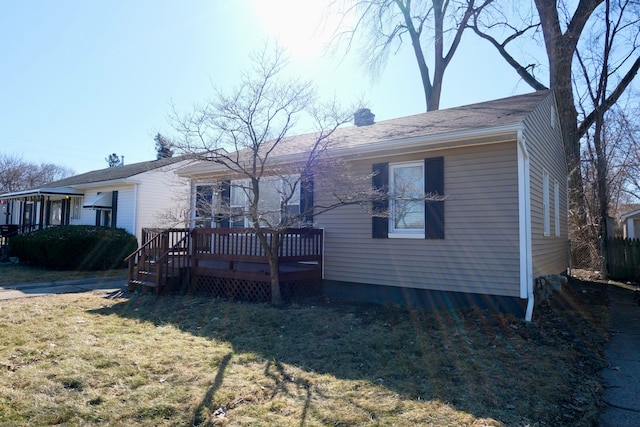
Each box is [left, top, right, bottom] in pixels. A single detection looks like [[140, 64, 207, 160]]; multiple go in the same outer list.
[[372, 162, 389, 238], [300, 173, 314, 225], [111, 191, 118, 228], [424, 157, 445, 239], [219, 180, 231, 228]]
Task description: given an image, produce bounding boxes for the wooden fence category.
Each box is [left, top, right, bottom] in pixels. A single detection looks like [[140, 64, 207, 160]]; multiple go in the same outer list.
[[607, 238, 640, 282]]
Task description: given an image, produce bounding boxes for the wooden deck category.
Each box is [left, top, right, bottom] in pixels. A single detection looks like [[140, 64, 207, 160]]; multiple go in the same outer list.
[[127, 227, 323, 301]]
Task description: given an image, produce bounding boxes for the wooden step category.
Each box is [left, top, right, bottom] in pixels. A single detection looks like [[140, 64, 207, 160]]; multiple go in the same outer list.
[[128, 279, 158, 293]]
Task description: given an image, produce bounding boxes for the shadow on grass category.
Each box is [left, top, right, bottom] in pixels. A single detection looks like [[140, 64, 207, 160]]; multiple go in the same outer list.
[[89, 278, 607, 426], [192, 352, 232, 425]]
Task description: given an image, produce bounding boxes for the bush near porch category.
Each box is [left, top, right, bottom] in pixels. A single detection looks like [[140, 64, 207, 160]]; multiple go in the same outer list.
[[9, 226, 137, 271]]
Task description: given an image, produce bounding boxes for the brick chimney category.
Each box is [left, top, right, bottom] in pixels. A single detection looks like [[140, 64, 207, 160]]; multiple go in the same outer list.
[[354, 108, 375, 127]]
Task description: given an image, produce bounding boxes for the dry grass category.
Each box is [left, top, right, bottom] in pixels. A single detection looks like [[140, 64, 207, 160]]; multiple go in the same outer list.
[[0, 278, 608, 426]]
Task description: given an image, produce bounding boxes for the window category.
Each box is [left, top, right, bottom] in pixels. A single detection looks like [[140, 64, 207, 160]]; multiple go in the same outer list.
[[217, 176, 304, 228], [93, 191, 117, 228], [372, 157, 444, 239], [543, 171, 550, 236], [97, 209, 111, 227], [229, 180, 248, 227], [49, 200, 62, 226], [194, 185, 215, 227], [70, 197, 81, 220], [554, 180, 560, 237], [389, 162, 425, 236]]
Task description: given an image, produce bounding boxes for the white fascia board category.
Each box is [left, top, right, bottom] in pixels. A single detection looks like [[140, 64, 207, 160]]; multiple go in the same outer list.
[[71, 178, 142, 190], [621, 209, 640, 221], [0, 187, 84, 199]]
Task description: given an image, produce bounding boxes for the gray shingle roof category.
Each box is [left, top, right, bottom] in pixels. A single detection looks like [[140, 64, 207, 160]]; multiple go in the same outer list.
[[41, 156, 189, 188], [179, 90, 552, 177], [298, 89, 551, 151]]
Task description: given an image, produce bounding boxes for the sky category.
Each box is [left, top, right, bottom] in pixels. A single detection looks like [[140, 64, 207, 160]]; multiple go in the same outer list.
[[1, 1, 540, 175]]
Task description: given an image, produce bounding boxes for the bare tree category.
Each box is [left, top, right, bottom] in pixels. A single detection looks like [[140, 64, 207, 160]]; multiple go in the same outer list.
[[469, 0, 640, 268], [0, 153, 74, 193], [614, 106, 640, 203], [330, 0, 493, 111], [171, 45, 388, 305]]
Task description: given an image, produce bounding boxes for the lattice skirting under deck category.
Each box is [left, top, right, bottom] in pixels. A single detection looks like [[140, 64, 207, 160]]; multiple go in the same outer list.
[[190, 275, 321, 302]]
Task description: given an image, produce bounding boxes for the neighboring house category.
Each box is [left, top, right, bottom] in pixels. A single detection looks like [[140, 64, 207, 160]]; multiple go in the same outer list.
[[178, 90, 569, 319], [621, 208, 640, 239], [0, 156, 192, 243]]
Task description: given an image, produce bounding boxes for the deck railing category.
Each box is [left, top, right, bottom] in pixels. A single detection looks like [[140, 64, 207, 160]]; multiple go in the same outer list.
[[191, 227, 324, 264], [128, 227, 323, 294]]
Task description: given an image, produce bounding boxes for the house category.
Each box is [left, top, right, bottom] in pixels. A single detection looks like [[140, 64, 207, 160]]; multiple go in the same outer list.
[[620, 208, 640, 239], [173, 90, 568, 320], [0, 156, 192, 243]]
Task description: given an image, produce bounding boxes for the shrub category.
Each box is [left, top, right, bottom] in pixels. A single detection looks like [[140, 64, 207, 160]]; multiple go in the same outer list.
[[9, 226, 137, 270]]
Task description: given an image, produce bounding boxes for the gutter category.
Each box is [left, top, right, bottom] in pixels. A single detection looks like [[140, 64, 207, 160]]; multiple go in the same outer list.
[[517, 130, 534, 321]]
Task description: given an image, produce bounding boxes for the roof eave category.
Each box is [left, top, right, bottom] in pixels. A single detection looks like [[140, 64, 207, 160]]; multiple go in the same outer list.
[[621, 209, 640, 220], [0, 187, 84, 199], [68, 178, 143, 189], [176, 122, 525, 179], [336, 122, 524, 161]]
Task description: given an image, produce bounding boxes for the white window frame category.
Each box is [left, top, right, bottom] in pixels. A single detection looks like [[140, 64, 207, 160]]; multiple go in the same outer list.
[[388, 161, 425, 239], [70, 197, 81, 220], [554, 179, 560, 237], [543, 171, 550, 236]]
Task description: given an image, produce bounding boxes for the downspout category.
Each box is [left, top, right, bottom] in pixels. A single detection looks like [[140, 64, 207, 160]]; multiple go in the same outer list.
[[132, 183, 139, 243], [517, 130, 535, 321]]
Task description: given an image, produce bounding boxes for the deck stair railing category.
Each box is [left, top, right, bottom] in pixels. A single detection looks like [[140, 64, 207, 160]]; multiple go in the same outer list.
[[126, 228, 191, 294], [127, 227, 324, 298]]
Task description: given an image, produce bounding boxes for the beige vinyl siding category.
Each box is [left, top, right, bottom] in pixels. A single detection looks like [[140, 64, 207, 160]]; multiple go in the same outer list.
[[315, 141, 522, 298], [523, 94, 569, 277]]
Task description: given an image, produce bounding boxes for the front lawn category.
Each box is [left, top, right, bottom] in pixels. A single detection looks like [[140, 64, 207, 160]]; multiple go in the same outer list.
[[0, 263, 126, 286], [0, 278, 608, 426]]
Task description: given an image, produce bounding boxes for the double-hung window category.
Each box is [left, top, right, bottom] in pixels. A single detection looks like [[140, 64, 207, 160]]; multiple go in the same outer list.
[[372, 157, 444, 239], [543, 171, 550, 236], [389, 162, 425, 237], [554, 179, 560, 237]]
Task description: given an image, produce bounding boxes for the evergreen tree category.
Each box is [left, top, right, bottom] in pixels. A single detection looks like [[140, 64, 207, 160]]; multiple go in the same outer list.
[[154, 133, 174, 159]]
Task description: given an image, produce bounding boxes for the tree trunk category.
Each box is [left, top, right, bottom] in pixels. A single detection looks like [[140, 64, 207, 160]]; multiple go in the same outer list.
[[535, 0, 592, 239], [256, 228, 283, 306], [267, 253, 283, 306]]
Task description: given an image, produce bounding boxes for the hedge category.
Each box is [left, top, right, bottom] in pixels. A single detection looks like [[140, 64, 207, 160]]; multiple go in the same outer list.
[[9, 226, 138, 271]]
